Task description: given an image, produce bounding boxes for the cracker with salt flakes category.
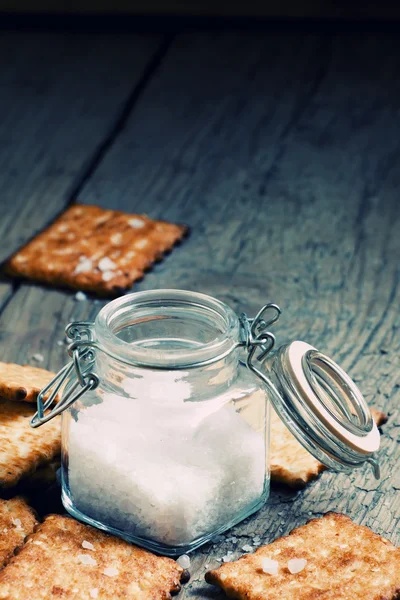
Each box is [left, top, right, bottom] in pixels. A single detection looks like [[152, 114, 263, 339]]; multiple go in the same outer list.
[[0, 361, 56, 404], [269, 407, 387, 488], [0, 497, 37, 568], [0, 400, 60, 489], [5, 204, 188, 296], [0, 514, 186, 599], [206, 513, 400, 600]]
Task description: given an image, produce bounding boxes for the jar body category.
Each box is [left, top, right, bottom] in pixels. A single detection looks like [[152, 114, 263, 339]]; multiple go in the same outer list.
[[60, 291, 271, 555]]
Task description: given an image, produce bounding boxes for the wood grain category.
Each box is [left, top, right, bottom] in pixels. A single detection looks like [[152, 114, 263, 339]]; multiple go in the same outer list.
[[0, 29, 398, 600], [0, 30, 163, 308]]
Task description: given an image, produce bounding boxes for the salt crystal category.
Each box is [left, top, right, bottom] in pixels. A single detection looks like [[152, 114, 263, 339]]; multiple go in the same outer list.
[[135, 239, 148, 249], [82, 540, 95, 551], [74, 256, 93, 274], [12, 518, 22, 530], [31, 353, 44, 363], [78, 554, 97, 566], [222, 553, 233, 563], [110, 233, 122, 245], [287, 558, 307, 574], [177, 554, 190, 569], [67, 377, 265, 547], [277, 512, 283, 516], [128, 218, 145, 228], [75, 291, 87, 301], [98, 257, 117, 272], [103, 567, 119, 577], [3, 528, 7, 533], [90, 589, 99, 599], [101, 270, 114, 282], [261, 558, 279, 575], [242, 544, 253, 553]]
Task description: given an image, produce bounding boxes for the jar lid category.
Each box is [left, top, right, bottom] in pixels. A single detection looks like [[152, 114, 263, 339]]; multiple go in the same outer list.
[[268, 341, 380, 476], [241, 305, 380, 478]]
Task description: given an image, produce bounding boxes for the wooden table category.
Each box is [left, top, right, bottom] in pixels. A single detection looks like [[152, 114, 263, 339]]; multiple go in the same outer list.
[[0, 24, 398, 598]]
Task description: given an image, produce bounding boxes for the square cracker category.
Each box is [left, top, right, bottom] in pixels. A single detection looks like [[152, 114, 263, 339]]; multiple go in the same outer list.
[[5, 204, 188, 295], [0, 400, 61, 489], [0, 362, 56, 404], [0, 497, 37, 569], [206, 513, 400, 600], [269, 408, 387, 488], [0, 514, 185, 599]]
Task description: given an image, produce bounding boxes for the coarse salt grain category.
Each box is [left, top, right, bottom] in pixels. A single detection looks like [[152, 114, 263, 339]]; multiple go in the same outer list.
[[222, 552, 234, 563], [287, 558, 307, 574], [101, 270, 114, 282], [82, 540, 95, 551], [75, 291, 87, 302], [31, 353, 44, 363], [242, 544, 253, 553], [98, 257, 117, 272], [128, 218, 145, 228], [78, 554, 97, 566], [90, 589, 99, 599], [12, 518, 22, 528], [261, 557, 279, 575], [134, 239, 148, 249], [3, 528, 7, 533], [103, 567, 119, 577], [74, 257, 93, 274], [177, 554, 190, 569], [110, 233, 123, 245]]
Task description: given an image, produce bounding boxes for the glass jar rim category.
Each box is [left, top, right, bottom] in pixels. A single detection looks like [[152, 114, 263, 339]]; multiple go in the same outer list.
[[94, 289, 240, 369]]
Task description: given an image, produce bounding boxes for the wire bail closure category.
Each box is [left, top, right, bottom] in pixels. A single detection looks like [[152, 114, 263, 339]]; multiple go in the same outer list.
[[30, 322, 99, 428]]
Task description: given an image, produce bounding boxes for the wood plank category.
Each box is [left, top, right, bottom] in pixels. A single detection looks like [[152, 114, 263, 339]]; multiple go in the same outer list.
[[0, 30, 163, 309], [0, 30, 398, 598]]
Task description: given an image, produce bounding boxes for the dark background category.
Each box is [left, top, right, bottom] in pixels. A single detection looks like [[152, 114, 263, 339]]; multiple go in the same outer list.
[[0, 4, 398, 597]]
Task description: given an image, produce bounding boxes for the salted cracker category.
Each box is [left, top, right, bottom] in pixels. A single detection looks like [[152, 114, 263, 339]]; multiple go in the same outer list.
[[206, 513, 400, 600], [0, 497, 37, 569], [0, 514, 185, 599], [5, 204, 188, 295], [0, 400, 61, 489], [0, 361, 56, 403], [270, 407, 387, 488]]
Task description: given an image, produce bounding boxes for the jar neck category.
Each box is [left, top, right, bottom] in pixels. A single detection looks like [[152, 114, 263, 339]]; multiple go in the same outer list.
[[93, 290, 241, 401]]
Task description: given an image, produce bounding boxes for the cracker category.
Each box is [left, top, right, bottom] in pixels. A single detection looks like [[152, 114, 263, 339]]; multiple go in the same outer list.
[[270, 407, 387, 488], [5, 204, 188, 295], [0, 400, 61, 489], [0, 514, 185, 599], [206, 513, 400, 600], [0, 361, 56, 403], [0, 497, 37, 569]]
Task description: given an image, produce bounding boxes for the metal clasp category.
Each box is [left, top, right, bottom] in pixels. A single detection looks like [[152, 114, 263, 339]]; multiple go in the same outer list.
[[30, 322, 99, 428], [239, 303, 281, 372]]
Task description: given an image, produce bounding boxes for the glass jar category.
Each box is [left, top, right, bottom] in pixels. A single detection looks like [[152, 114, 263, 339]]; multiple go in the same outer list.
[[32, 290, 381, 556]]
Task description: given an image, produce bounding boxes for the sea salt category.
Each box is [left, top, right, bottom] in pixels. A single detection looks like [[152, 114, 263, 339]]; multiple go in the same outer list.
[[98, 257, 117, 272], [103, 567, 119, 577], [74, 256, 93, 274], [261, 558, 279, 575], [31, 353, 44, 363], [82, 540, 95, 551], [75, 291, 87, 302], [101, 270, 114, 282], [242, 544, 253, 553], [287, 558, 307, 574], [67, 371, 265, 547], [222, 552, 234, 563], [12, 518, 23, 530], [78, 554, 97, 566], [177, 554, 190, 569], [128, 218, 145, 228], [90, 589, 99, 599]]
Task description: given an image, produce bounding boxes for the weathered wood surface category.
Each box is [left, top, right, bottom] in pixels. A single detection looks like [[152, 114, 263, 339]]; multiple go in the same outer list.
[[0, 30, 164, 307], [0, 28, 398, 598]]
